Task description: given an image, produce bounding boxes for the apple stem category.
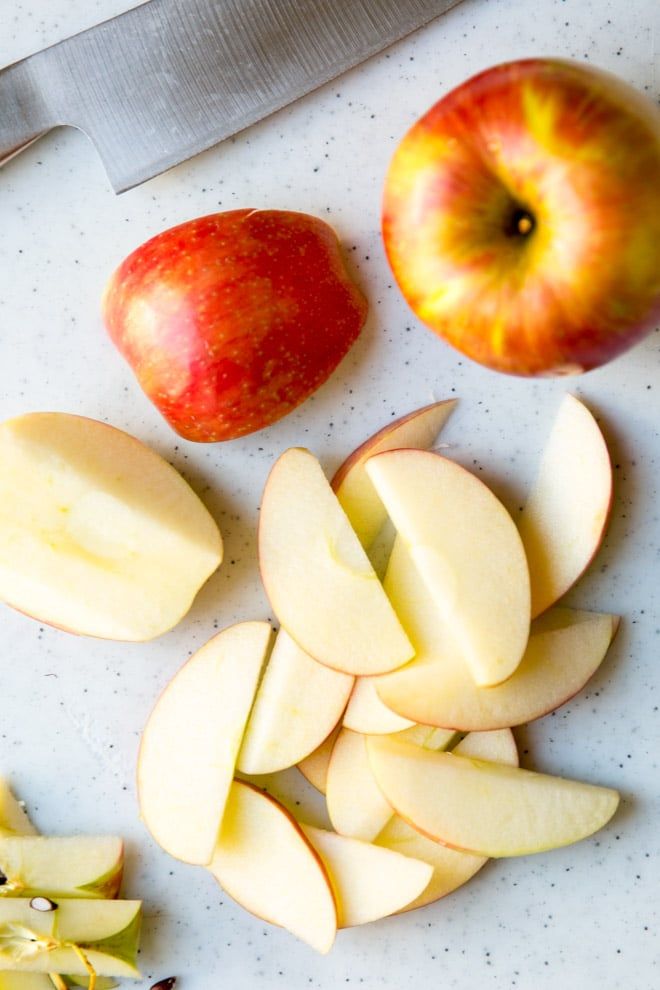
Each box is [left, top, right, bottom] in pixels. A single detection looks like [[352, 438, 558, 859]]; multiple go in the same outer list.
[[517, 215, 533, 235]]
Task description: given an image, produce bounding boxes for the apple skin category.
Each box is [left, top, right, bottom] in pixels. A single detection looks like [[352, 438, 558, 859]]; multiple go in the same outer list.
[[103, 210, 368, 441], [383, 58, 660, 376]]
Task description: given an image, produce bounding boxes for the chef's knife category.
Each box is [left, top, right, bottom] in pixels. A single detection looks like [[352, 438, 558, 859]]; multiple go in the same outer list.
[[0, 0, 463, 193]]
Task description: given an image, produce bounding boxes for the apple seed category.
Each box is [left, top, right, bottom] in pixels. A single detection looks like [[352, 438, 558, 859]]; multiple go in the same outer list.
[[29, 895, 58, 912], [150, 979, 176, 990]]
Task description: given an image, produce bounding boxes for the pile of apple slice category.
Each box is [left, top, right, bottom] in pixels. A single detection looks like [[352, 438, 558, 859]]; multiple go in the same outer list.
[[138, 394, 619, 953], [0, 779, 142, 988]]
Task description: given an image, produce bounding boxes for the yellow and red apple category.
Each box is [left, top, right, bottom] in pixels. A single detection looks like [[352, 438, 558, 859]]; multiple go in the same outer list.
[[383, 58, 660, 375], [103, 210, 367, 441]]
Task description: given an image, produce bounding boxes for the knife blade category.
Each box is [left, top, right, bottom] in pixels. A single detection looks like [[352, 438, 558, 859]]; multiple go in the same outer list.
[[0, 0, 463, 193]]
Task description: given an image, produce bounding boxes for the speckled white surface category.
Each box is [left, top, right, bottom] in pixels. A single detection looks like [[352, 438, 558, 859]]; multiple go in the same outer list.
[[1, 1, 659, 987]]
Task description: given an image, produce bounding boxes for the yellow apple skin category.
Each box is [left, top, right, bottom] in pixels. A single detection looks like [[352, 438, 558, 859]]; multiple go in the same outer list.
[[383, 59, 660, 376]]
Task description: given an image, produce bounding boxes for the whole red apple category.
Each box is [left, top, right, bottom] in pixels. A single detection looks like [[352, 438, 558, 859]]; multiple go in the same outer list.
[[383, 59, 660, 376], [103, 210, 367, 441]]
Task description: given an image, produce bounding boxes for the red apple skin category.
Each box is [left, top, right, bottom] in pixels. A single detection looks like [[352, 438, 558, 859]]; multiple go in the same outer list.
[[103, 210, 367, 442], [383, 59, 660, 376]]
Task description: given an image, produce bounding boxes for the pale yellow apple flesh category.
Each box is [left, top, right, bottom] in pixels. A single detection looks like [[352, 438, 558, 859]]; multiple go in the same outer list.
[[209, 781, 337, 954], [365, 449, 530, 686], [377, 729, 518, 911], [138, 621, 272, 865], [258, 448, 414, 675], [518, 395, 613, 618], [0, 836, 123, 900], [0, 781, 36, 837], [368, 736, 619, 857], [238, 629, 353, 775], [0, 413, 223, 641], [300, 825, 432, 927], [0, 899, 141, 978], [297, 726, 341, 795], [343, 675, 414, 735], [332, 400, 456, 548]]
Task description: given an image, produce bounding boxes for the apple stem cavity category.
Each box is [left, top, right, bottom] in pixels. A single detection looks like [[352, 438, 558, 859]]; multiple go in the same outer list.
[[505, 206, 535, 239]]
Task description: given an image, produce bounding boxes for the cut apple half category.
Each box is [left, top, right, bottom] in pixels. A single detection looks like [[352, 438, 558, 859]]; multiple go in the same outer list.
[[300, 825, 432, 927], [365, 450, 531, 686], [238, 630, 353, 775], [518, 394, 613, 618], [332, 400, 456, 548], [368, 736, 619, 857], [0, 413, 223, 640], [138, 621, 272, 865], [376, 728, 518, 911], [209, 780, 337, 954], [297, 725, 341, 795], [0, 780, 36, 837], [0, 836, 123, 899], [258, 447, 414, 675]]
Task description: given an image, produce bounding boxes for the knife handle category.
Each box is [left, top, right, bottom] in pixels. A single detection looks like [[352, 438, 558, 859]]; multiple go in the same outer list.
[[0, 59, 53, 168]]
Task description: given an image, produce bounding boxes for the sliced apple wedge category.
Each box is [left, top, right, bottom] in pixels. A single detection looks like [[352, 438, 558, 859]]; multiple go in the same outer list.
[[0, 977, 58, 989], [343, 675, 414, 735], [259, 448, 414, 675], [209, 781, 336, 954], [0, 836, 123, 900], [0, 781, 36, 837], [368, 736, 619, 857], [365, 450, 530, 686], [326, 726, 456, 842], [332, 400, 456, 548], [297, 725, 341, 795], [0, 899, 141, 978], [238, 630, 353, 775], [518, 395, 613, 618], [300, 825, 432, 927], [138, 621, 272, 865], [453, 728, 519, 767], [0, 412, 223, 641]]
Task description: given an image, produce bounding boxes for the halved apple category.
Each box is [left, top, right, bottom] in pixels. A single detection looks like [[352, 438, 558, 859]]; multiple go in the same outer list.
[[300, 825, 432, 927], [0, 836, 123, 900], [332, 400, 456, 548], [368, 736, 619, 857], [237, 630, 353, 775], [297, 726, 341, 795], [376, 729, 518, 911], [258, 448, 414, 675], [518, 395, 613, 618], [0, 413, 223, 640], [0, 899, 141, 978], [0, 781, 36, 837], [365, 450, 531, 686], [138, 621, 272, 865], [209, 781, 336, 954]]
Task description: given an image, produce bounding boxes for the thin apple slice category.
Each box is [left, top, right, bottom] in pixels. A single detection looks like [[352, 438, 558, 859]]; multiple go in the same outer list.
[[376, 729, 518, 911], [297, 726, 341, 795], [238, 630, 353, 775], [518, 395, 613, 618], [368, 736, 619, 857], [209, 781, 336, 954], [365, 450, 530, 686], [0, 836, 123, 900], [258, 448, 414, 675], [332, 400, 456, 548], [0, 977, 59, 989], [343, 676, 414, 735], [326, 726, 456, 842], [0, 412, 223, 641], [300, 825, 432, 927], [138, 621, 272, 866], [0, 781, 36, 837], [0, 899, 141, 978]]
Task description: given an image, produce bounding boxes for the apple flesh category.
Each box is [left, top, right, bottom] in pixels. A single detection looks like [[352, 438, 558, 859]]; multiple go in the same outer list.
[[0, 413, 222, 641], [0, 836, 123, 900], [237, 630, 353, 775], [383, 58, 660, 376], [366, 450, 530, 686], [300, 825, 432, 927], [343, 674, 414, 735], [332, 400, 456, 548], [519, 395, 613, 617], [209, 781, 337, 954], [368, 736, 619, 857], [138, 621, 272, 865], [0, 899, 141, 978], [297, 725, 341, 795], [258, 448, 414, 675], [103, 210, 367, 442], [0, 781, 36, 837]]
